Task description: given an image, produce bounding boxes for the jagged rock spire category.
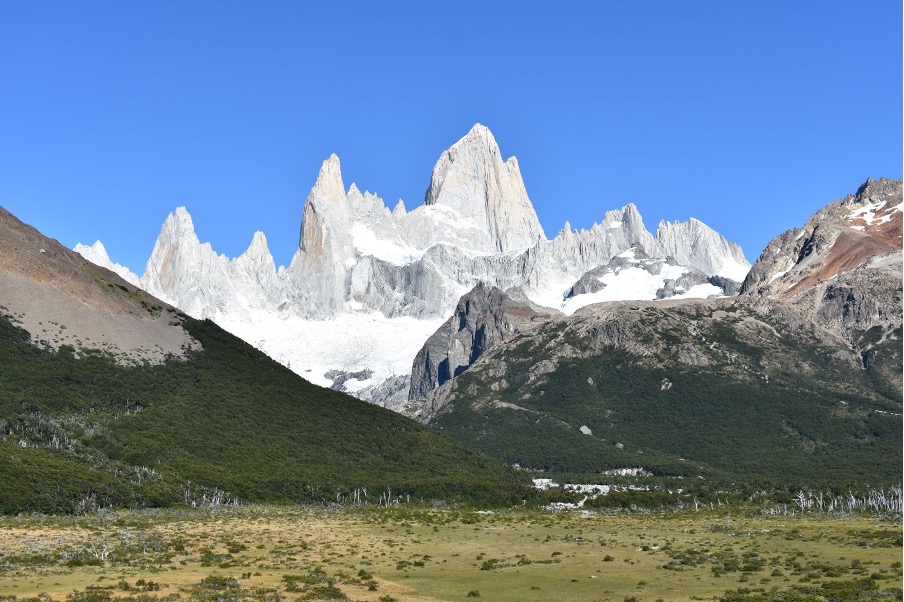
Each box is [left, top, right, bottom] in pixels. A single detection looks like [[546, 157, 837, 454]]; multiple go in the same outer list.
[[423, 123, 546, 252]]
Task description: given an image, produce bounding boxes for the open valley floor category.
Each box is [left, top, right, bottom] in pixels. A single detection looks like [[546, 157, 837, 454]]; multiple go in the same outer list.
[[0, 506, 900, 602]]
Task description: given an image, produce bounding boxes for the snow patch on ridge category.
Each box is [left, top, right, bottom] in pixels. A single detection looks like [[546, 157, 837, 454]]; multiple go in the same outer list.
[[528, 277, 581, 312], [673, 282, 723, 299], [847, 199, 885, 225], [557, 264, 687, 314], [847, 198, 899, 231], [350, 222, 423, 265], [716, 258, 751, 283]]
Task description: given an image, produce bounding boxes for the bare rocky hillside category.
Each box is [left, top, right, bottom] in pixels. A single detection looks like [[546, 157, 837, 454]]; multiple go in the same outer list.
[[0, 206, 199, 363]]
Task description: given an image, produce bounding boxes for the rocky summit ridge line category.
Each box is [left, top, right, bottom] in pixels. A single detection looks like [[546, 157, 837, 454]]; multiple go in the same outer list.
[[75, 124, 750, 408]]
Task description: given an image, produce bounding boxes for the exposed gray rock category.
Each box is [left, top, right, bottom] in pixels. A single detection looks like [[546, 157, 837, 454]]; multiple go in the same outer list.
[[656, 217, 750, 281], [409, 282, 559, 401], [655, 267, 709, 299], [707, 275, 742, 296], [324, 369, 373, 391], [420, 123, 545, 252], [356, 374, 411, 411]]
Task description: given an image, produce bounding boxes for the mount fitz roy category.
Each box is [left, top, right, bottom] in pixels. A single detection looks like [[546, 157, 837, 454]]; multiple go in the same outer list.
[[77, 124, 750, 408]]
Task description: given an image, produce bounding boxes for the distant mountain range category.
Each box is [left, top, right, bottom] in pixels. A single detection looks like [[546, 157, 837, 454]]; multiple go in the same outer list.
[[77, 124, 751, 408]]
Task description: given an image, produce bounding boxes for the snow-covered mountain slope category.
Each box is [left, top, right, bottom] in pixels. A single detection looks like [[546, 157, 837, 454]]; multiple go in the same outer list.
[[521, 206, 747, 313], [79, 124, 751, 407], [552, 247, 732, 314], [74, 240, 141, 287]]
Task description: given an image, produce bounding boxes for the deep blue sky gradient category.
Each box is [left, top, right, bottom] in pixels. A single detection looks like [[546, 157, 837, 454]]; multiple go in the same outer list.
[[1, 1, 901, 273]]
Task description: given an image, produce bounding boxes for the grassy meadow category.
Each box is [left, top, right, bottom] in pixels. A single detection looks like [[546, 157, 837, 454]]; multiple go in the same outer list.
[[0, 506, 900, 602]]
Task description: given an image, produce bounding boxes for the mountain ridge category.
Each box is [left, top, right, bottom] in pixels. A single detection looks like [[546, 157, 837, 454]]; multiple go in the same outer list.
[[75, 124, 751, 407]]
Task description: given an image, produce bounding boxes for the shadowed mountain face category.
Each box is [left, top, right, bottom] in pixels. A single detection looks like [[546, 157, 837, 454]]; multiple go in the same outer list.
[[0, 206, 529, 513], [412, 180, 902, 484], [407, 283, 559, 408]]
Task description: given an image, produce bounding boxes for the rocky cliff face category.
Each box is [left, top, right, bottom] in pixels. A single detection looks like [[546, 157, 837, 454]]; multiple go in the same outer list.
[[421, 124, 545, 252], [656, 218, 750, 282], [408, 283, 558, 403], [141, 208, 284, 321]]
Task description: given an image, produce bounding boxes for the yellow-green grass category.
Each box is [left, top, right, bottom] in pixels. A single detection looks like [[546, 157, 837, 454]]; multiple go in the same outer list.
[[0, 506, 900, 601]]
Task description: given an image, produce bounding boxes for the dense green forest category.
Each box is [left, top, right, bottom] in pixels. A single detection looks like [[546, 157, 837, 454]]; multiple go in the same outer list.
[[0, 313, 530, 514]]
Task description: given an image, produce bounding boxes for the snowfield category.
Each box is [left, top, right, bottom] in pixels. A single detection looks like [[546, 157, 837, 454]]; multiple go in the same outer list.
[[527, 249, 726, 315], [350, 222, 424, 266], [217, 309, 444, 390]]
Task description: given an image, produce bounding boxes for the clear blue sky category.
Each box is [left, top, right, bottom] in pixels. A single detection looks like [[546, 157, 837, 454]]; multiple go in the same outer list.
[[1, 1, 901, 273]]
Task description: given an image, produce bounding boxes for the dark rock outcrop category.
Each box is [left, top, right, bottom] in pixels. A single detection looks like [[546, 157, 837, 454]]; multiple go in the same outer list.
[[408, 282, 558, 401]]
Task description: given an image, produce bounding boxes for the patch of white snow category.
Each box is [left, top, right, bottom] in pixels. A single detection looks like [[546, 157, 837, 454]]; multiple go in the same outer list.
[[217, 309, 444, 390], [673, 282, 724, 299], [715, 259, 751, 282], [847, 200, 884, 225], [350, 222, 424, 266]]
